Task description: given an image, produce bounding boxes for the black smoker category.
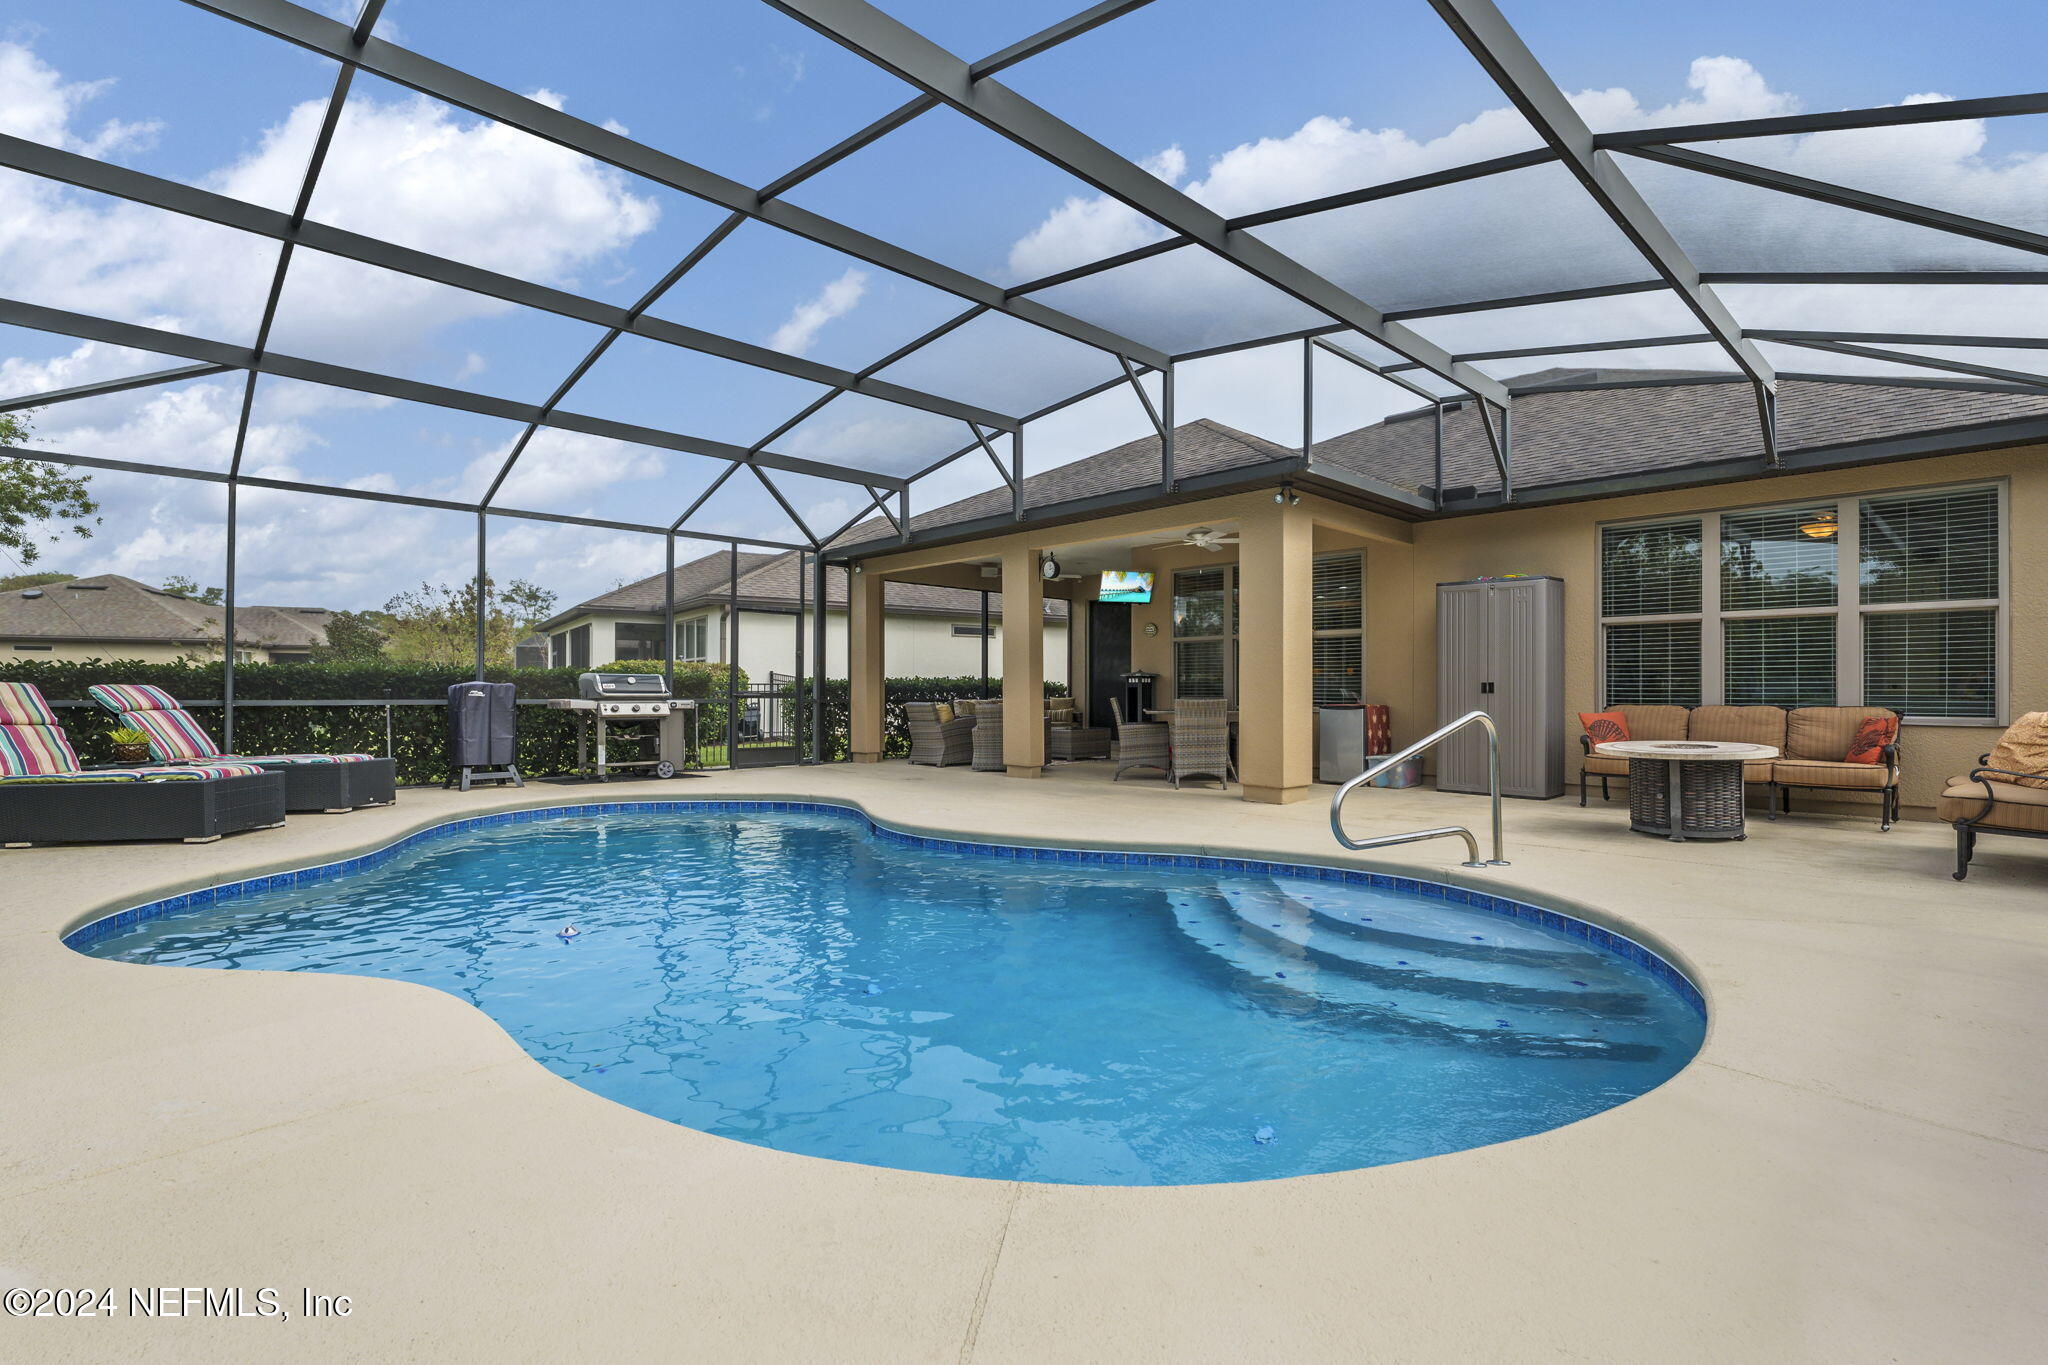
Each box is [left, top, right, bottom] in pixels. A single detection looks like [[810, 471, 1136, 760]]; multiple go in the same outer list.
[[445, 680, 523, 792]]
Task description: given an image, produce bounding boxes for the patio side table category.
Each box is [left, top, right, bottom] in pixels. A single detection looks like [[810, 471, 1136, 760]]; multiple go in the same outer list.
[[1049, 726, 1110, 760], [1594, 740, 1778, 842]]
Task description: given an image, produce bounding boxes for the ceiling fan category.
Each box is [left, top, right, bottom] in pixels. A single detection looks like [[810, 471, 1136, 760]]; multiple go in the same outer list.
[[1167, 525, 1241, 552]]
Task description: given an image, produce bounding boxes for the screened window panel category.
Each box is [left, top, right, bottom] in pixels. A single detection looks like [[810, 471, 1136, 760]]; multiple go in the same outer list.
[[1174, 640, 1227, 699], [1863, 609, 1998, 720], [1600, 521, 1702, 617], [1860, 487, 2000, 605], [614, 623, 666, 660], [677, 618, 710, 662], [1603, 623, 1702, 706], [1312, 637, 1363, 705], [1724, 616, 1836, 707], [1720, 506, 1838, 611], [1312, 553, 1363, 632], [1173, 568, 1228, 639]]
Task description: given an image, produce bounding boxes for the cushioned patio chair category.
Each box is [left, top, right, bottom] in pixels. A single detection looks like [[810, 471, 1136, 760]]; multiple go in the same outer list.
[[88, 683, 396, 813], [0, 682, 286, 846], [904, 700, 973, 767], [1109, 697, 1168, 782], [1768, 706, 1902, 831], [1941, 711, 2048, 880], [1168, 697, 1234, 790]]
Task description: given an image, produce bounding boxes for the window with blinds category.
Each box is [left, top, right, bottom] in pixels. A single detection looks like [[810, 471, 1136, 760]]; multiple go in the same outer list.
[[1721, 506, 1837, 611], [1173, 566, 1232, 700], [1600, 520, 1701, 617], [1863, 610, 1997, 719], [1598, 482, 2003, 721], [1603, 622, 1702, 706], [1860, 487, 1999, 604], [1724, 616, 1836, 707], [1312, 552, 1363, 704]]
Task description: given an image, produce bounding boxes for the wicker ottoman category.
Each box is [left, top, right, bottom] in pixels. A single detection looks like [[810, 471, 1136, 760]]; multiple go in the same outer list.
[[1049, 726, 1110, 760]]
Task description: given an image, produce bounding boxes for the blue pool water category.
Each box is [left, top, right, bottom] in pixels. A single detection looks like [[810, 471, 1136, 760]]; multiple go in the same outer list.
[[75, 808, 1704, 1185]]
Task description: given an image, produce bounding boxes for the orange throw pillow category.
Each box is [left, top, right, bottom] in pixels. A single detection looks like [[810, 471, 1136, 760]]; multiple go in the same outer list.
[[1579, 711, 1629, 745], [1844, 714, 1896, 764]]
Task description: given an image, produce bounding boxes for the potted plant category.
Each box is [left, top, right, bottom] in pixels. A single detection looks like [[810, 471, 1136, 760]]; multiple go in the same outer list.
[[107, 726, 153, 765]]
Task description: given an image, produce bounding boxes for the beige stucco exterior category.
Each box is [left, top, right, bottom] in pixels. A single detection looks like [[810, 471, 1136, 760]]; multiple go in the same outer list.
[[850, 442, 2042, 815]]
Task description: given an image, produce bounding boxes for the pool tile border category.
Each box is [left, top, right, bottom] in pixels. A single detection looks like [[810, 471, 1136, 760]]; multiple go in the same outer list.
[[62, 799, 1704, 1017]]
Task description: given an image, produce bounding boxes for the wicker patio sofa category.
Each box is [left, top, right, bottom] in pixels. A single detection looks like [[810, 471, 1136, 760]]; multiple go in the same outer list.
[[1940, 711, 2048, 880], [89, 683, 396, 812], [904, 701, 973, 767], [0, 683, 286, 846], [1579, 704, 1901, 829]]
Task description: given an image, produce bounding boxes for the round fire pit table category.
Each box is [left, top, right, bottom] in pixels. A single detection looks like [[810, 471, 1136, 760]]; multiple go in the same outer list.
[[1593, 740, 1779, 842]]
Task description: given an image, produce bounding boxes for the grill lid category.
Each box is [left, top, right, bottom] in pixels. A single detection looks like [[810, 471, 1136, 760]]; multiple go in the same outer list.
[[578, 672, 671, 700]]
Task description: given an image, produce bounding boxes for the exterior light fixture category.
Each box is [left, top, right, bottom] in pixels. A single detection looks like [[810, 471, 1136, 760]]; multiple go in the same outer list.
[[1273, 488, 1300, 505], [1799, 511, 1839, 540]]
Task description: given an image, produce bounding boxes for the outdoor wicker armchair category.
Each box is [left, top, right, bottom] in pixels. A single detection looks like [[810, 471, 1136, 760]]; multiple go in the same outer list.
[[904, 701, 974, 767], [971, 707, 1006, 772], [1168, 697, 1235, 789], [1109, 697, 1168, 782]]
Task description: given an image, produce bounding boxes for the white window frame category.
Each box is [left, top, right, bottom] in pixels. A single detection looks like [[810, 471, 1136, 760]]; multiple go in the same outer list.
[[1596, 479, 2007, 725], [676, 615, 710, 663]]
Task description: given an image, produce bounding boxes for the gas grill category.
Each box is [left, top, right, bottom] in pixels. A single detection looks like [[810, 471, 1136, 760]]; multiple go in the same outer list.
[[544, 673, 698, 779]]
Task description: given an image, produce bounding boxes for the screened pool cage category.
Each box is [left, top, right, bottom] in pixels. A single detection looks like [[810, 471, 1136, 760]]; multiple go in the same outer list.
[[5, 0, 2047, 756]]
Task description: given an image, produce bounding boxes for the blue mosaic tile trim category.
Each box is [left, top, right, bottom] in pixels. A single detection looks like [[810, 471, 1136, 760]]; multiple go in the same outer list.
[[64, 799, 1705, 1016]]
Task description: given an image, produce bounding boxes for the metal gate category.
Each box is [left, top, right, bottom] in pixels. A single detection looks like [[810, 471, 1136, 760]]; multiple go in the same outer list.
[[732, 670, 801, 768]]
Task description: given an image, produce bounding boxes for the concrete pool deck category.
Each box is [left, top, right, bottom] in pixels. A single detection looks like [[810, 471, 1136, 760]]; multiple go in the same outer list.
[[3, 763, 2044, 1362]]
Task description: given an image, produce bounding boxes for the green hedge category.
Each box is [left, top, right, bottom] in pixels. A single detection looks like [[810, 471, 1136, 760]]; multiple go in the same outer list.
[[0, 658, 743, 785], [788, 675, 1069, 762]]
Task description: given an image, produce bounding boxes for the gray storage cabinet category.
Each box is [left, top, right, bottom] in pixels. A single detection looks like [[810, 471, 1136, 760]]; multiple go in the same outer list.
[[1436, 576, 1565, 798]]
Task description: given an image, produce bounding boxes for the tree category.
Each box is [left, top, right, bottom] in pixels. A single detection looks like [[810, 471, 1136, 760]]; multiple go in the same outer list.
[[160, 573, 225, 605], [1, 411, 99, 569], [314, 608, 391, 663], [0, 570, 74, 592], [378, 577, 556, 667]]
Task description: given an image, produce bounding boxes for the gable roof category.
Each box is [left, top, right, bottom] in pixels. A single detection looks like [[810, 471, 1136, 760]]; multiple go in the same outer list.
[[830, 372, 2048, 552], [545, 549, 1066, 629], [0, 574, 334, 648]]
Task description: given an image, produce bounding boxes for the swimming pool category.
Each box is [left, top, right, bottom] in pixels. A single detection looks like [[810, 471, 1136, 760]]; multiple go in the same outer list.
[[70, 803, 1705, 1185]]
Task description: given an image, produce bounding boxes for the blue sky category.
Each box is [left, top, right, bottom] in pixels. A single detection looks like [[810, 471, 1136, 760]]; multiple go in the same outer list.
[[3, 0, 2047, 609]]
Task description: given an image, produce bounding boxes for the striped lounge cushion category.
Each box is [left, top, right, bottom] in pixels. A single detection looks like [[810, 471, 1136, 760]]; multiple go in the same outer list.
[[0, 681, 60, 727], [88, 683, 222, 761], [0, 723, 81, 777], [0, 764, 263, 785], [142, 762, 268, 780], [227, 753, 376, 765]]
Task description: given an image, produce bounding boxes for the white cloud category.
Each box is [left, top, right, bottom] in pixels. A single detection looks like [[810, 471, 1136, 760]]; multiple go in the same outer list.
[[0, 42, 159, 159], [768, 266, 869, 356]]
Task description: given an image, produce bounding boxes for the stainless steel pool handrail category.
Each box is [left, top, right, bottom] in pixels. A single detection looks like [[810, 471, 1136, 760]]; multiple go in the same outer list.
[[1329, 710, 1509, 868]]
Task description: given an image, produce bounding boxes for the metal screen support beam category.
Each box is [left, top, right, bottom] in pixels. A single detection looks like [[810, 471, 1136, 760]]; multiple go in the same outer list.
[[795, 549, 807, 763], [1620, 143, 2048, 260], [222, 481, 238, 752], [1424, 0, 1775, 413], [1011, 430, 1025, 521], [1754, 383, 1779, 468], [761, 0, 1506, 404], [1309, 335, 1449, 405], [810, 550, 828, 764], [897, 487, 910, 543], [1120, 355, 1167, 440], [726, 544, 740, 767], [979, 590, 991, 698], [663, 531, 676, 693], [473, 511, 488, 680], [1432, 400, 1446, 509], [1160, 365, 1176, 491], [1770, 337, 2048, 392], [1596, 89, 2048, 149], [1475, 399, 1513, 500], [1301, 337, 1314, 462], [0, 364, 232, 414]]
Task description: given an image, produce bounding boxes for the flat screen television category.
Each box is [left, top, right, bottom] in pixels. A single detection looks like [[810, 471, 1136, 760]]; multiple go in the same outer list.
[[1098, 569, 1154, 604]]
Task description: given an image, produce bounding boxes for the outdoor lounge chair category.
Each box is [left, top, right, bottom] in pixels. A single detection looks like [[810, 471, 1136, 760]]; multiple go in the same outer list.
[[904, 701, 973, 767], [1941, 711, 2048, 880], [1109, 698, 1168, 782], [88, 683, 396, 813], [0, 682, 285, 846], [970, 707, 1007, 772], [1168, 697, 1235, 789]]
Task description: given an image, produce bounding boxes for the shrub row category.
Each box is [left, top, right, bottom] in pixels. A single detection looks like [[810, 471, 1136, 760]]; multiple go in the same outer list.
[[786, 675, 1069, 762]]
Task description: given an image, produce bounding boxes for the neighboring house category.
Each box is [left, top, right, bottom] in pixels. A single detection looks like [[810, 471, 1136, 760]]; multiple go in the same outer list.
[[537, 549, 1069, 681], [0, 574, 337, 663]]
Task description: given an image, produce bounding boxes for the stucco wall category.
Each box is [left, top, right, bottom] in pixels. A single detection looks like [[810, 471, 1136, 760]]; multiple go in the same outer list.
[[1363, 445, 2045, 815]]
